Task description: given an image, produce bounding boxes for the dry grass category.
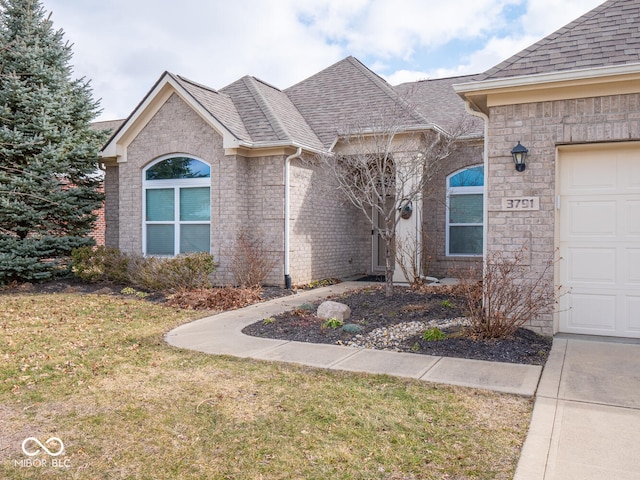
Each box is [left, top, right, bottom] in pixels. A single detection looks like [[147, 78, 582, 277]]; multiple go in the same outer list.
[[0, 292, 532, 479]]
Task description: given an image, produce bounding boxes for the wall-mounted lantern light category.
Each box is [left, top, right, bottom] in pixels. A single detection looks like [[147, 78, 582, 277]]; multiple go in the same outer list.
[[511, 141, 528, 172], [398, 200, 413, 220]]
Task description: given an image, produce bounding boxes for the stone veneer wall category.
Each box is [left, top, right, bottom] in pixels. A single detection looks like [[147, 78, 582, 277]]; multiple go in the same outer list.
[[422, 139, 484, 279], [486, 93, 640, 335]]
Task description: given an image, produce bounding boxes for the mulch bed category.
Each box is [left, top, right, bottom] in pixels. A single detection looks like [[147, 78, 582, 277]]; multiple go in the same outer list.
[[243, 285, 553, 365]]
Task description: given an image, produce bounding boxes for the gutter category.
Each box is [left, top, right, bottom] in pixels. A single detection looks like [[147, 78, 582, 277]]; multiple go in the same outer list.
[[284, 147, 303, 289], [453, 62, 640, 95]]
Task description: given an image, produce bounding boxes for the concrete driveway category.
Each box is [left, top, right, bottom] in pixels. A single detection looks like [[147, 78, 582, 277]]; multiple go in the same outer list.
[[515, 336, 640, 479]]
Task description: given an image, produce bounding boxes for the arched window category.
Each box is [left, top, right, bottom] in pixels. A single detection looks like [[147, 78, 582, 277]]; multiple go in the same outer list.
[[143, 156, 211, 256], [446, 165, 483, 256]]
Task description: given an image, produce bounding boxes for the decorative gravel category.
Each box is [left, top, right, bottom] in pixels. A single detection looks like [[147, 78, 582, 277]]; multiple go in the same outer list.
[[343, 317, 469, 350]]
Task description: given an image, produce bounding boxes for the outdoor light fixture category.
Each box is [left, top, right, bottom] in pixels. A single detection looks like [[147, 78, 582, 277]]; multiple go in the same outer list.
[[398, 200, 413, 220], [511, 141, 528, 172]]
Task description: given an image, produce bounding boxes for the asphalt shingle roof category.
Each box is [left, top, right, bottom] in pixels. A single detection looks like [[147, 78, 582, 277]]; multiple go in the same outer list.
[[395, 75, 484, 136], [105, 57, 480, 153], [220, 76, 324, 149], [478, 0, 640, 81], [173, 74, 251, 142], [285, 56, 430, 149]]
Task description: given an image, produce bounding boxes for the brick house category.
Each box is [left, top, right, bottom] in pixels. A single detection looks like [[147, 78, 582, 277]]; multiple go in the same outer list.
[[455, 0, 640, 338], [100, 57, 483, 287], [100, 0, 639, 339]]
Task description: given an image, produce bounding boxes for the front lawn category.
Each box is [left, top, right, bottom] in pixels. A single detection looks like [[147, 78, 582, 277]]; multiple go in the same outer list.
[[1, 292, 532, 479]]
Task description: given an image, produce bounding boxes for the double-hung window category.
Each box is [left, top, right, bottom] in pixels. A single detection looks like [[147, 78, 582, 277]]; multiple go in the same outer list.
[[143, 156, 211, 255], [446, 165, 484, 256]]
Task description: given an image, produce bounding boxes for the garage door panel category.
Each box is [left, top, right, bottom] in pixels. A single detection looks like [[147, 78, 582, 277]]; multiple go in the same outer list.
[[563, 200, 617, 238], [624, 159, 640, 190], [563, 155, 617, 193], [626, 297, 640, 332], [566, 293, 617, 331], [625, 200, 640, 236], [625, 249, 640, 284], [566, 247, 616, 284], [559, 144, 640, 338]]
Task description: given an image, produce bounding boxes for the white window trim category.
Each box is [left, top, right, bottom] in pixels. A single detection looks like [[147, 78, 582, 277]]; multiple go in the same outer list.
[[445, 165, 484, 257], [142, 155, 211, 256]]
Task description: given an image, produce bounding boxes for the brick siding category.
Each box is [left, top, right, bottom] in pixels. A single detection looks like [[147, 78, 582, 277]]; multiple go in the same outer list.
[[423, 139, 484, 279], [486, 93, 640, 334], [109, 93, 371, 286]]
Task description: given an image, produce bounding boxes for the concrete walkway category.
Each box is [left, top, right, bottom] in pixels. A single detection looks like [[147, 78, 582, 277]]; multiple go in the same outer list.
[[165, 281, 541, 396], [164, 281, 640, 479], [514, 335, 640, 479]]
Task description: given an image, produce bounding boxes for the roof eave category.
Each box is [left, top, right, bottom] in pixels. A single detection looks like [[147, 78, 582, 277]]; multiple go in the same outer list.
[[100, 72, 243, 161], [231, 140, 328, 156], [454, 62, 640, 115], [455, 62, 640, 94]]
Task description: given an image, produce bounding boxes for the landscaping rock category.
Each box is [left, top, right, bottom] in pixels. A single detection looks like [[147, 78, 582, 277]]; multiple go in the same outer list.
[[317, 301, 351, 321]]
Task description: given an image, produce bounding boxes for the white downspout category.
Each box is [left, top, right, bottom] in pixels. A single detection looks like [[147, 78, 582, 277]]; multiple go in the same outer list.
[[463, 101, 489, 276], [284, 147, 302, 289]]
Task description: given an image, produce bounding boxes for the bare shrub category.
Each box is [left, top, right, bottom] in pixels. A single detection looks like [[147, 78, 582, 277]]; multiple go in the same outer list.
[[228, 229, 277, 288], [395, 228, 440, 286], [459, 246, 560, 339], [166, 286, 262, 310], [395, 230, 423, 286]]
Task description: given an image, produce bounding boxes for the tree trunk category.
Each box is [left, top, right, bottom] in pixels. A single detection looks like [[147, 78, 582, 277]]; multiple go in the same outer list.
[[384, 241, 394, 297]]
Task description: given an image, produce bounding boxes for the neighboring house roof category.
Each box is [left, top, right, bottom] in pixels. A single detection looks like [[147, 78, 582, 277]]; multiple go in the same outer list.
[[478, 0, 640, 81], [91, 119, 125, 133], [101, 56, 479, 160], [395, 75, 484, 136]]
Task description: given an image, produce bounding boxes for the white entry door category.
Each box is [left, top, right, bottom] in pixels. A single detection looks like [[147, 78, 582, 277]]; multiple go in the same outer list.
[[558, 143, 640, 338]]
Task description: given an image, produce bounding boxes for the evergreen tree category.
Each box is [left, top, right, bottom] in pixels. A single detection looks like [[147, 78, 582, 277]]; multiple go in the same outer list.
[[0, 0, 108, 283]]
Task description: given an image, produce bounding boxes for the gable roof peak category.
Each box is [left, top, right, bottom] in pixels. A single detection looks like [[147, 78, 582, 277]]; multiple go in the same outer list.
[[285, 55, 433, 148], [175, 74, 221, 95]]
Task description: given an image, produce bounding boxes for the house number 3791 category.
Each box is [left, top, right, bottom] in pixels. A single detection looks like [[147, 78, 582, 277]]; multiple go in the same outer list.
[[501, 197, 540, 211]]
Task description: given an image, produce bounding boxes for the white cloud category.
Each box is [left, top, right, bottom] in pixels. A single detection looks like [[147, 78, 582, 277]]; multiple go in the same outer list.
[[401, 0, 605, 81], [523, 0, 604, 36], [41, 0, 607, 120]]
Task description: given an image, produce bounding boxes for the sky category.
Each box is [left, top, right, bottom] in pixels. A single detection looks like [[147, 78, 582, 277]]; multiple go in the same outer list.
[[41, 0, 605, 121]]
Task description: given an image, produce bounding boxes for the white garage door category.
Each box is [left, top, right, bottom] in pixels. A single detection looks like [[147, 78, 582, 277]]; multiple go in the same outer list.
[[559, 143, 640, 338]]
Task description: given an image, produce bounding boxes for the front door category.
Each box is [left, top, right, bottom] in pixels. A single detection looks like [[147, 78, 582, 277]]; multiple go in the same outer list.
[[372, 198, 394, 273]]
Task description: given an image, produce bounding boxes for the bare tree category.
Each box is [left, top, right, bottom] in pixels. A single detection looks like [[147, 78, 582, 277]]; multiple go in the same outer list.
[[316, 107, 471, 296]]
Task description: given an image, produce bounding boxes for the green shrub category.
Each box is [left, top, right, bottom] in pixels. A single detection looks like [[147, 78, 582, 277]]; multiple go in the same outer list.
[[422, 327, 447, 341], [71, 246, 129, 283], [127, 252, 216, 292], [341, 323, 362, 334], [72, 248, 216, 292], [322, 318, 344, 329]]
